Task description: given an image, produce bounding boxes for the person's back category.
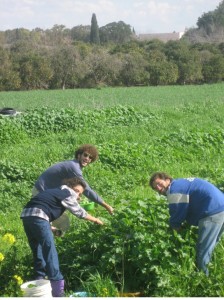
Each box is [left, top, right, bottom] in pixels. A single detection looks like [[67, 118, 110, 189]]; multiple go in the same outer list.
[[168, 178, 224, 225], [25, 187, 70, 222], [34, 160, 81, 192]]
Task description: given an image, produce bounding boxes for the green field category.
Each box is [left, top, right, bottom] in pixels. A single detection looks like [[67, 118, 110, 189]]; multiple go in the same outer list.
[[0, 84, 224, 297], [0, 83, 223, 111]]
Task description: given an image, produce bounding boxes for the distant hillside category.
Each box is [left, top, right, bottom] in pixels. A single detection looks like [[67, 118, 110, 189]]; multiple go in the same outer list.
[[183, 0, 224, 43]]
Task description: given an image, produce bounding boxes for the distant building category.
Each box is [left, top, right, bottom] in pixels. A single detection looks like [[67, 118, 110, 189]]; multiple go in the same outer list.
[[138, 31, 185, 42]]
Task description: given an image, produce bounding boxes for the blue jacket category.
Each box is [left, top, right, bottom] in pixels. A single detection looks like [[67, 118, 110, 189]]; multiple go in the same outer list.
[[166, 178, 224, 227]]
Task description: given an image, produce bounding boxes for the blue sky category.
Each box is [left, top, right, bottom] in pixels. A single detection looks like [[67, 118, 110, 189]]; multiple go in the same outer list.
[[0, 0, 222, 34]]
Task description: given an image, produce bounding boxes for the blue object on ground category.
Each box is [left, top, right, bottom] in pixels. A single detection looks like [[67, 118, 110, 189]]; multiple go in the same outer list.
[[69, 291, 89, 297]]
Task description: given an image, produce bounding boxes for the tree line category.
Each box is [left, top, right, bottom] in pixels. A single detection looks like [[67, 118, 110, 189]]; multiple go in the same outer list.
[[184, 0, 224, 44], [0, 8, 224, 91]]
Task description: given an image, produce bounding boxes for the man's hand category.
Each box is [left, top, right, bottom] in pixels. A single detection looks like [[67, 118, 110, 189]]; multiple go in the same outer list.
[[102, 202, 114, 215], [106, 205, 114, 215]]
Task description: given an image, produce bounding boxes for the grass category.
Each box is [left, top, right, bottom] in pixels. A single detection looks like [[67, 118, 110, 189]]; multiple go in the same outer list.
[[0, 83, 223, 111], [1, 83, 224, 296]]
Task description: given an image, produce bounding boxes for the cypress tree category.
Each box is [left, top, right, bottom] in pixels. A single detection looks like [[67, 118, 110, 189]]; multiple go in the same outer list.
[[90, 13, 100, 44]]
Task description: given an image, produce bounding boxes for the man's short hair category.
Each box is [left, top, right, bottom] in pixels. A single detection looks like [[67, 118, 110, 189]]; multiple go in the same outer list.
[[149, 172, 173, 188]]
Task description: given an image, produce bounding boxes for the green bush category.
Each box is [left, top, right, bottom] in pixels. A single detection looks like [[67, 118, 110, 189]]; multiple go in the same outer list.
[[1, 87, 224, 296]]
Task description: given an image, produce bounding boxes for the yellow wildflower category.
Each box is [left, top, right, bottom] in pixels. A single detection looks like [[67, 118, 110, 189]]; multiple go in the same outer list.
[[101, 288, 109, 297], [2, 233, 16, 244], [0, 252, 5, 262], [13, 275, 23, 285]]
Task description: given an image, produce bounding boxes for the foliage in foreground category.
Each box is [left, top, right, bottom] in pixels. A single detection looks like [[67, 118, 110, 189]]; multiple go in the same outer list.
[[0, 99, 224, 296]]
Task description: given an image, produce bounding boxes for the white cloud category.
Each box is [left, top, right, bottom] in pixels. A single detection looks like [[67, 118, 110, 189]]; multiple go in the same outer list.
[[0, 0, 222, 32]]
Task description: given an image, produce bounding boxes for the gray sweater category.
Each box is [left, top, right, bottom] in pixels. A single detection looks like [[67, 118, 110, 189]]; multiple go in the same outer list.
[[34, 159, 103, 204]]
